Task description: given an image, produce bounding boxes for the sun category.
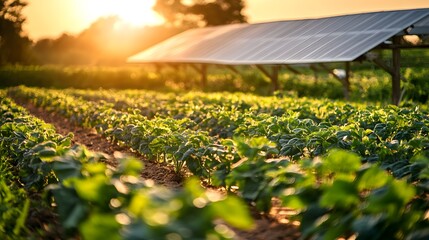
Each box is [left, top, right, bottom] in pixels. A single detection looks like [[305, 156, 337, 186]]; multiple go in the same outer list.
[[84, 0, 164, 26]]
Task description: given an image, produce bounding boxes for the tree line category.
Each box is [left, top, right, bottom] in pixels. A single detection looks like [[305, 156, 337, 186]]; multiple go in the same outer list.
[[0, 0, 247, 65]]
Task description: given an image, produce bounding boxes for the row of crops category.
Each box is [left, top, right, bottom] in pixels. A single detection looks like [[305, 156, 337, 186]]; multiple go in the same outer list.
[[3, 86, 429, 239], [0, 90, 252, 239]]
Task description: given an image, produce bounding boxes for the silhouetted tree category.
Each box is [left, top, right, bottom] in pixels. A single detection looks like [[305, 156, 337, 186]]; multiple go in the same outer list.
[[0, 0, 31, 65], [33, 16, 183, 65], [153, 0, 247, 27]]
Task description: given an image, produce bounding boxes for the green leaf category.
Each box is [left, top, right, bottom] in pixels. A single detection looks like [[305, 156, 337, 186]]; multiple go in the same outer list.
[[322, 149, 361, 176], [234, 137, 276, 160], [235, 139, 258, 160], [410, 154, 429, 179], [336, 130, 350, 140], [79, 213, 121, 240], [38, 147, 57, 161], [64, 203, 89, 230], [352, 215, 385, 240], [211, 196, 254, 230], [117, 157, 143, 176], [367, 180, 415, 218], [52, 158, 82, 182], [128, 192, 150, 217], [85, 162, 107, 175], [320, 180, 359, 208], [241, 178, 263, 201], [184, 178, 205, 199], [186, 156, 204, 176], [357, 166, 390, 191], [282, 195, 306, 209], [12, 198, 30, 235], [73, 175, 112, 203], [406, 229, 429, 240], [49, 185, 88, 229], [300, 204, 328, 238]]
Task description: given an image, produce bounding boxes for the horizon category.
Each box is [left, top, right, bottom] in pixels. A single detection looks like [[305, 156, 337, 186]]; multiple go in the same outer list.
[[23, 0, 429, 40]]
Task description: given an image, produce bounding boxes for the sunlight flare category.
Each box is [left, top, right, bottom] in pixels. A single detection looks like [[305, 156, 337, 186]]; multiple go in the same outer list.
[[83, 0, 164, 27]]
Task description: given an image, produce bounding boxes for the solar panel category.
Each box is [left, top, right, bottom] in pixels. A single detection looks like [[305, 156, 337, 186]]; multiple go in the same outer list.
[[127, 8, 429, 65], [409, 14, 429, 35]]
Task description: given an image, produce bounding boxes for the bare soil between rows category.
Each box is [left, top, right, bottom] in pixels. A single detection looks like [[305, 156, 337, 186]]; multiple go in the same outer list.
[[16, 99, 300, 240]]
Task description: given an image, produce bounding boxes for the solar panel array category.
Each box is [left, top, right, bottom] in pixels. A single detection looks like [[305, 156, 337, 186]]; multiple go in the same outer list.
[[128, 8, 429, 65]]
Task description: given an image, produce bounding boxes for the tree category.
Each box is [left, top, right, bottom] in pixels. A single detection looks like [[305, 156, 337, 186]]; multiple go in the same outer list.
[[153, 0, 247, 27], [33, 16, 183, 65], [0, 0, 31, 65]]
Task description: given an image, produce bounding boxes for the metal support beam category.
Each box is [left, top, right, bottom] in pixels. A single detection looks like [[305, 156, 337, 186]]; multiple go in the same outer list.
[[319, 63, 350, 100], [344, 62, 351, 100], [392, 37, 401, 105], [319, 64, 335, 79], [189, 64, 200, 73], [154, 63, 163, 74], [376, 44, 429, 50], [309, 64, 320, 73], [223, 65, 240, 75], [255, 65, 270, 78], [372, 58, 394, 75], [167, 63, 179, 71], [371, 57, 406, 105], [254, 65, 280, 93], [189, 64, 208, 89], [201, 64, 207, 89], [283, 65, 302, 75], [271, 65, 280, 92], [372, 58, 407, 82], [310, 64, 320, 81]]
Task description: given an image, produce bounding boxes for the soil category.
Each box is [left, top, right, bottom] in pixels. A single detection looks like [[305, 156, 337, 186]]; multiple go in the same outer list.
[[16, 99, 301, 240], [17, 99, 182, 188]]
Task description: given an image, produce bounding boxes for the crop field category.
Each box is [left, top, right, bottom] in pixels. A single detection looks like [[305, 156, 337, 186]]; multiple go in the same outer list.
[[1, 85, 429, 239]]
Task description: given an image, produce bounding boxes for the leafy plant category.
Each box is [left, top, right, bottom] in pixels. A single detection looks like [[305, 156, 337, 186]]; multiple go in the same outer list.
[[281, 149, 429, 240], [48, 146, 254, 239], [0, 93, 254, 239]]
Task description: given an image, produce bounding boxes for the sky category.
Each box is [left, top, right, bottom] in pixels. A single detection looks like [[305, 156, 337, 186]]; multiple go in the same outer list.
[[23, 0, 429, 40]]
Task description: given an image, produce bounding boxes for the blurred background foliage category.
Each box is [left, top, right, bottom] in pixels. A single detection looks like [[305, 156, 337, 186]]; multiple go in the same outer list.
[[1, 63, 428, 105]]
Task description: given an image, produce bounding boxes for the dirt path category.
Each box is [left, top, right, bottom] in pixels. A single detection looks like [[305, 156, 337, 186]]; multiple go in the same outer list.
[[18, 100, 182, 188], [16, 99, 300, 240]]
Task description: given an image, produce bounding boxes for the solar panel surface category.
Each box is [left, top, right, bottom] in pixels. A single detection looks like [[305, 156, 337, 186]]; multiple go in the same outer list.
[[128, 8, 429, 65]]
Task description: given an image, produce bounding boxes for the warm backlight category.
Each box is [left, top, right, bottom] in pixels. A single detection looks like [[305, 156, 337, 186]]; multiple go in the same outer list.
[[83, 0, 164, 27]]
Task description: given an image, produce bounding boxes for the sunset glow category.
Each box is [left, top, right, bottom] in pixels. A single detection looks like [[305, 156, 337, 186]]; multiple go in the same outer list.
[[82, 0, 163, 27], [24, 0, 164, 39], [24, 0, 429, 39]]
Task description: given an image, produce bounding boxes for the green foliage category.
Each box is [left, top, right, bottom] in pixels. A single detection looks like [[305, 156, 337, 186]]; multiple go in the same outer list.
[[0, 92, 74, 191], [0, 65, 166, 90], [49, 146, 253, 239], [0, 0, 31, 65], [154, 0, 247, 27], [0, 92, 253, 239], [0, 177, 30, 239], [225, 137, 283, 211], [5, 86, 429, 239], [8, 86, 429, 178], [403, 68, 429, 103], [2, 64, 429, 103], [321, 149, 361, 179], [280, 150, 427, 240], [0, 93, 72, 238]]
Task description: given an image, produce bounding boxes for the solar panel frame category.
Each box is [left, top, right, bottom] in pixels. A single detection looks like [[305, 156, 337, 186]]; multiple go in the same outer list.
[[127, 8, 429, 65]]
